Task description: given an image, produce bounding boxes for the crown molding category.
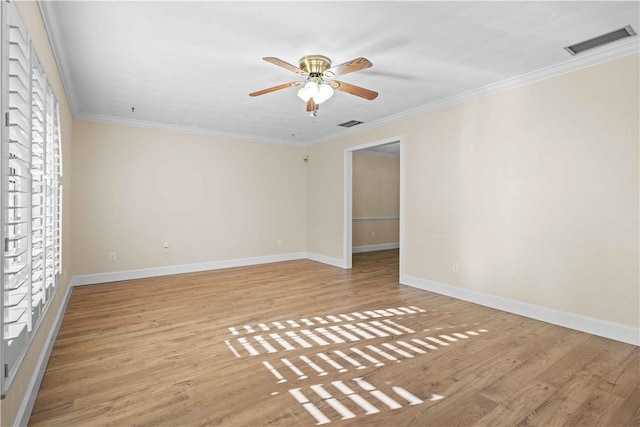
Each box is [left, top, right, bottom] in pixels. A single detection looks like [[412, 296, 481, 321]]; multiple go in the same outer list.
[[309, 37, 639, 146], [75, 113, 307, 147]]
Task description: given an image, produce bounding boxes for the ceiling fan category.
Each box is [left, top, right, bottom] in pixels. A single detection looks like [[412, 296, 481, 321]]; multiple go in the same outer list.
[[249, 55, 378, 117]]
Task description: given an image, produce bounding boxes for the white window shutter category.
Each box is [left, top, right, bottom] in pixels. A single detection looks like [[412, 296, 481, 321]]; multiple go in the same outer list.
[[1, 2, 63, 393], [2, 3, 32, 382]]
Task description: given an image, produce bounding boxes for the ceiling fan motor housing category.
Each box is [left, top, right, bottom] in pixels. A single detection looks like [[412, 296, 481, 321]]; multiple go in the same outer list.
[[299, 55, 332, 75]]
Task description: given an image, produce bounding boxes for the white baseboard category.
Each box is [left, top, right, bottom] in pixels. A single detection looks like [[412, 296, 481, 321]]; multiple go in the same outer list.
[[352, 243, 399, 254], [305, 252, 346, 268], [401, 274, 639, 346], [71, 252, 349, 288], [71, 252, 308, 286], [14, 281, 73, 427]]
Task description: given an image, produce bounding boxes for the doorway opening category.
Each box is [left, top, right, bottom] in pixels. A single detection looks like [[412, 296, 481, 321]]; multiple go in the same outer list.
[[343, 136, 404, 277]]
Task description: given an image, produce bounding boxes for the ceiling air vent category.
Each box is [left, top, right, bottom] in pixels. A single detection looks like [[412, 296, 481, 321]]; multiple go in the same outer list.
[[338, 120, 364, 128], [564, 25, 636, 55]]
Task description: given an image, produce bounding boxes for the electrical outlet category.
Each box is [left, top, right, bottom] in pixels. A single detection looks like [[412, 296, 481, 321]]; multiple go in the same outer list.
[[109, 252, 116, 262], [452, 262, 459, 273], [163, 240, 170, 249], [371, 232, 376, 239], [277, 239, 283, 247]]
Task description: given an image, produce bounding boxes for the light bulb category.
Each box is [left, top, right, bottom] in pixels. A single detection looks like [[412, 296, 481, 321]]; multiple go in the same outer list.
[[314, 83, 334, 104], [304, 81, 319, 97], [297, 87, 311, 102], [319, 83, 334, 100]]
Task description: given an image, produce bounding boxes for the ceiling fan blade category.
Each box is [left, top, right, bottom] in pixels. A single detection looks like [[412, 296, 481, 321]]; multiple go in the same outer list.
[[249, 81, 300, 97], [331, 81, 378, 100], [263, 57, 307, 75], [306, 98, 318, 112], [324, 57, 372, 78]]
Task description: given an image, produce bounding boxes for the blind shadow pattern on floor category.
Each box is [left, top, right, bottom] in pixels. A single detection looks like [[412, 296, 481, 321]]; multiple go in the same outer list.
[[224, 304, 489, 425]]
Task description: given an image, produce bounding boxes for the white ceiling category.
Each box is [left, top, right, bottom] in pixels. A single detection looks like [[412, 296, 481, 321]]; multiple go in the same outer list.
[[39, 1, 639, 146]]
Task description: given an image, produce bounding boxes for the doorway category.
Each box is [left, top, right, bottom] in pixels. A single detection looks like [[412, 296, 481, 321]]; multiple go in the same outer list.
[[343, 136, 404, 276]]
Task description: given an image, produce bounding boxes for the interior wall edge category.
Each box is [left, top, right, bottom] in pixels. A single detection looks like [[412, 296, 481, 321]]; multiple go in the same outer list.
[[400, 274, 640, 346]]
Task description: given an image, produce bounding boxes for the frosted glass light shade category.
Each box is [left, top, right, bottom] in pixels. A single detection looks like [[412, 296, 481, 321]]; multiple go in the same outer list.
[[304, 81, 319, 97], [314, 83, 334, 104], [297, 87, 311, 101]]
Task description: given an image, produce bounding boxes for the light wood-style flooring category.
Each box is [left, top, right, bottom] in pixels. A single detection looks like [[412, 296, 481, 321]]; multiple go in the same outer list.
[[29, 250, 639, 426]]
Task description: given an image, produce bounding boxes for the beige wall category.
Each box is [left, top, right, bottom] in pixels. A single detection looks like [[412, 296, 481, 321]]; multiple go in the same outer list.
[[2, 1, 74, 425], [307, 54, 639, 329], [72, 120, 307, 275], [352, 152, 399, 247], [352, 220, 399, 248]]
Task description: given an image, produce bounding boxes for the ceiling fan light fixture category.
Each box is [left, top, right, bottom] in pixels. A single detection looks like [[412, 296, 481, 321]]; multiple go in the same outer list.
[[250, 55, 377, 116]]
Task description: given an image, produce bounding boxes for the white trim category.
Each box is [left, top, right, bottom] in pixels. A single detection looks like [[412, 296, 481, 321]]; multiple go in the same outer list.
[[400, 274, 640, 346], [344, 136, 404, 272], [398, 139, 406, 278], [353, 216, 399, 222], [352, 243, 399, 254], [343, 149, 353, 269], [305, 252, 346, 269], [71, 253, 307, 286], [13, 281, 73, 427]]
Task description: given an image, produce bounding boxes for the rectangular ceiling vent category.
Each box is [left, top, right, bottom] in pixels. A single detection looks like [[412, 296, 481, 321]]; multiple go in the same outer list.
[[338, 120, 364, 128], [564, 25, 636, 55]]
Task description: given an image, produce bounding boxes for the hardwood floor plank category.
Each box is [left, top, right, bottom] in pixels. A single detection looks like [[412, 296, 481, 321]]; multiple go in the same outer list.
[[566, 380, 626, 427], [478, 324, 590, 403], [477, 380, 558, 425], [607, 388, 640, 427], [28, 250, 639, 426], [594, 345, 639, 400], [424, 393, 498, 426]]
